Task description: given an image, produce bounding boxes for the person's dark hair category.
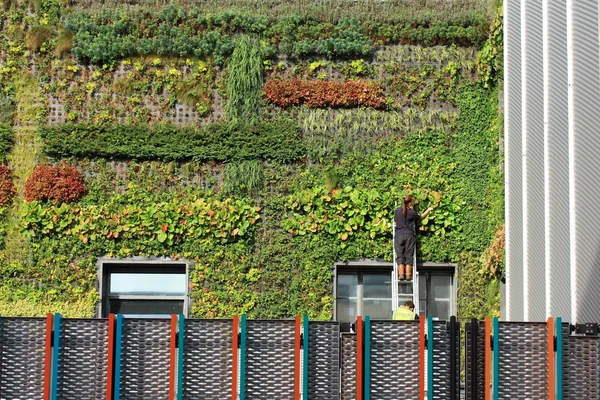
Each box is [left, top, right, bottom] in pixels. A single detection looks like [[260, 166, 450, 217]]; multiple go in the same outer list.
[[402, 195, 414, 218], [404, 300, 415, 310]]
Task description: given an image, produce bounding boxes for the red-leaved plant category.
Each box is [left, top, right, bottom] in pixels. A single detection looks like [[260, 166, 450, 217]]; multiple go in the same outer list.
[[264, 79, 388, 109], [0, 165, 15, 206], [25, 162, 88, 203]]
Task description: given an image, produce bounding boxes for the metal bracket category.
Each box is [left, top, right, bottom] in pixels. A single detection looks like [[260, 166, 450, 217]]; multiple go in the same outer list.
[[575, 323, 598, 336]]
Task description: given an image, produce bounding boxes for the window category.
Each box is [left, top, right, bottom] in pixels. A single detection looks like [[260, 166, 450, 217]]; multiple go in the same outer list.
[[98, 258, 190, 318], [334, 261, 456, 322], [418, 268, 455, 320], [336, 269, 393, 322]]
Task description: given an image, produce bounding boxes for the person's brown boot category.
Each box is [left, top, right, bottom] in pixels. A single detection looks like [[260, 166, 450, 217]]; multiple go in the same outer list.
[[398, 264, 405, 280], [406, 265, 413, 281]]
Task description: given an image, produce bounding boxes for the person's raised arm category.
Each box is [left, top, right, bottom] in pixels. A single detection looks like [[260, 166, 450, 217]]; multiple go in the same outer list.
[[420, 207, 434, 219]]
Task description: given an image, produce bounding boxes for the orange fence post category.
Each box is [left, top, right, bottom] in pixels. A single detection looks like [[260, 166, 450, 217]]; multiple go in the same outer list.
[[356, 316, 363, 400]]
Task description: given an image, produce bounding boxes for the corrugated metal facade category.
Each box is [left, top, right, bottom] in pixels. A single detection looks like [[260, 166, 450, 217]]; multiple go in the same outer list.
[[505, 0, 600, 323]]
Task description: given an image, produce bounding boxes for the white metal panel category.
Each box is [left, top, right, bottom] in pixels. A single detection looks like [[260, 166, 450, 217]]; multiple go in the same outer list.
[[543, 0, 570, 319], [504, 0, 524, 321], [567, 0, 600, 323], [522, 0, 546, 321]]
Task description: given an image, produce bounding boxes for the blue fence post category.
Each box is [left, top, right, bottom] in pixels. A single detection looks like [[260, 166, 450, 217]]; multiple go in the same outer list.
[[177, 314, 185, 400], [303, 315, 309, 399], [114, 314, 124, 400], [427, 316, 433, 400], [239, 315, 247, 400], [50, 313, 62, 400], [493, 317, 499, 400]]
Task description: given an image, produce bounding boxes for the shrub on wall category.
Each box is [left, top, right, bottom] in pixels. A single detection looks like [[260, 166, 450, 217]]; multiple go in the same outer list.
[[0, 124, 12, 162], [264, 79, 388, 109], [25, 163, 88, 203], [39, 119, 306, 162], [0, 166, 15, 206]]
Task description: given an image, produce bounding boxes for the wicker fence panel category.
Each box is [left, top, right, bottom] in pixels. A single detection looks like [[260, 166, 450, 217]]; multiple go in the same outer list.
[[370, 320, 420, 399], [562, 325, 600, 399], [497, 322, 547, 399], [57, 318, 109, 400], [308, 321, 340, 400], [245, 320, 295, 399], [183, 319, 233, 399], [119, 318, 171, 399], [0, 317, 47, 400]]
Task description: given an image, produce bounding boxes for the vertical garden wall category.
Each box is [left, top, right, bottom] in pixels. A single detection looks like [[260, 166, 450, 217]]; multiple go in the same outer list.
[[0, 0, 503, 320]]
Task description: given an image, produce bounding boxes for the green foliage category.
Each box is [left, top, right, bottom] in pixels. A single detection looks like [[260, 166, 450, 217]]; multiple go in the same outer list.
[[63, 7, 488, 66], [452, 84, 501, 252], [22, 189, 261, 246], [225, 36, 264, 123], [39, 119, 306, 162], [477, 5, 503, 87], [0, 123, 13, 161], [26, 25, 53, 52], [0, 3, 502, 319], [0, 92, 14, 124], [66, 0, 492, 27], [223, 160, 262, 196]]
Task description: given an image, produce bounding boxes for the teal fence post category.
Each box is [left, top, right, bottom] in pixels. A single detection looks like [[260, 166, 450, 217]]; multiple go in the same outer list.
[[239, 315, 247, 400], [177, 314, 185, 400], [303, 315, 309, 399], [51, 313, 62, 400], [427, 316, 433, 400], [556, 317, 562, 400], [114, 314, 123, 400], [493, 317, 499, 400], [364, 316, 371, 400]]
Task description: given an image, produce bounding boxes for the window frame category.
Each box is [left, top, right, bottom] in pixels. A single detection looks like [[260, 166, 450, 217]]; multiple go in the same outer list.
[[417, 263, 458, 320], [333, 260, 456, 321], [97, 257, 191, 318]]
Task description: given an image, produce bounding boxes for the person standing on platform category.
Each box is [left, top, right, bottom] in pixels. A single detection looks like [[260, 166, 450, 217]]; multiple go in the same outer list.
[[394, 195, 433, 281]]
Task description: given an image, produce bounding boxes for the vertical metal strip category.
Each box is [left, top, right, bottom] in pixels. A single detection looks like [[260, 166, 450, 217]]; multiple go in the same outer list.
[[232, 315, 239, 400], [427, 316, 433, 400], [302, 315, 309, 400], [177, 315, 184, 400], [239, 315, 247, 400], [44, 313, 53, 400], [547, 317, 555, 400], [493, 318, 499, 400], [449, 316, 457, 400], [420, 316, 425, 400], [555, 317, 562, 399], [170, 315, 177, 400], [356, 316, 363, 400], [114, 314, 123, 400], [484, 318, 491, 400], [295, 316, 301, 400], [51, 313, 62, 400], [470, 319, 478, 400], [107, 314, 116, 400], [364, 316, 371, 400]]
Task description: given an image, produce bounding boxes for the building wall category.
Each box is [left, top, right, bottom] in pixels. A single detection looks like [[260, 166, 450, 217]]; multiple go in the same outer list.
[[504, 0, 600, 323]]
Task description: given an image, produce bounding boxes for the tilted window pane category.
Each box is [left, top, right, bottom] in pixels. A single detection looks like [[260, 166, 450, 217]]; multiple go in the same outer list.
[[337, 298, 358, 322], [363, 299, 393, 320], [110, 273, 186, 295], [362, 273, 391, 298], [337, 273, 358, 298], [430, 273, 451, 299], [429, 300, 450, 321]]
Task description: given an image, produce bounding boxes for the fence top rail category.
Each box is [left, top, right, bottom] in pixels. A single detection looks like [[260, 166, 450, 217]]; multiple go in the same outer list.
[[0, 316, 48, 321]]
